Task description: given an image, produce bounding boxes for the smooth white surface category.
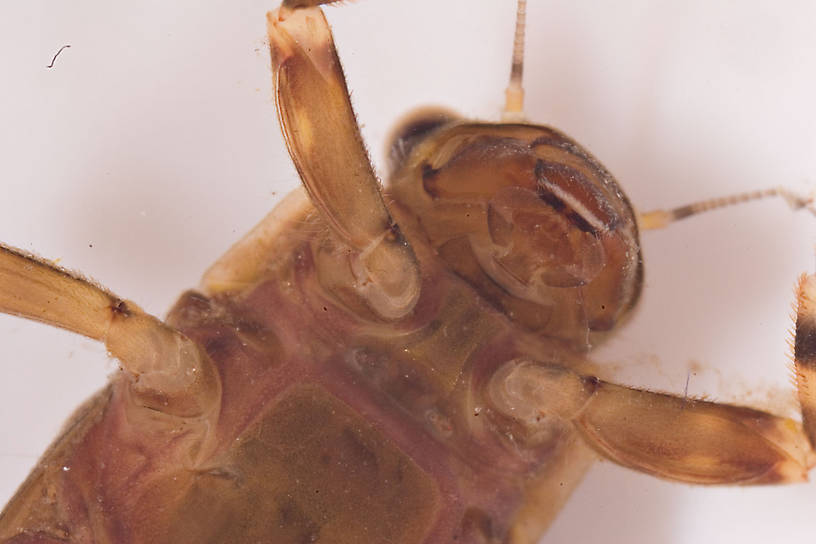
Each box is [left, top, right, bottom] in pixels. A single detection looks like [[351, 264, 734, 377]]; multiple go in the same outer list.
[[1, 1, 816, 542]]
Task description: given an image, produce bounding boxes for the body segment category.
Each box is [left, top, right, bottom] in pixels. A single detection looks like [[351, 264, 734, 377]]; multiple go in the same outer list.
[[2, 2, 816, 543]]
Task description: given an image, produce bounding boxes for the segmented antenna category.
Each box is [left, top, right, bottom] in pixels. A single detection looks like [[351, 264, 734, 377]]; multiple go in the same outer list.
[[503, 0, 527, 121], [638, 187, 816, 230]]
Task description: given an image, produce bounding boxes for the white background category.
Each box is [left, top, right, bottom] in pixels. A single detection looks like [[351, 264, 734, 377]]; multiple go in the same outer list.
[[2, 1, 816, 542]]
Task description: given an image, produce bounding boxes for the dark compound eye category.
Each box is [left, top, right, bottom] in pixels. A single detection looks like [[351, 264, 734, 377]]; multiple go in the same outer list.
[[387, 107, 460, 174]]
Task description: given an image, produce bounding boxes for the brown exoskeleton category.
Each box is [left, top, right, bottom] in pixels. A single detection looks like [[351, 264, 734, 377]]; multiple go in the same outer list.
[[3, 1, 816, 542]]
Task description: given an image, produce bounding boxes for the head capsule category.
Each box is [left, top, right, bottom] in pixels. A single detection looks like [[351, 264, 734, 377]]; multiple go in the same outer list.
[[388, 117, 643, 349]]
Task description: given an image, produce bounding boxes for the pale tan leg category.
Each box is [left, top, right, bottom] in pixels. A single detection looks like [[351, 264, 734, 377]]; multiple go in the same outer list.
[[267, 5, 420, 320], [488, 360, 814, 485], [0, 245, 218, 417]]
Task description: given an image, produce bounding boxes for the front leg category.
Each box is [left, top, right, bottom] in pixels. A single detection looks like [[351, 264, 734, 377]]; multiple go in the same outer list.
[[485, 273, 816, 485], [267, 5, 420, 320], [488, 359, 814, 485]]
